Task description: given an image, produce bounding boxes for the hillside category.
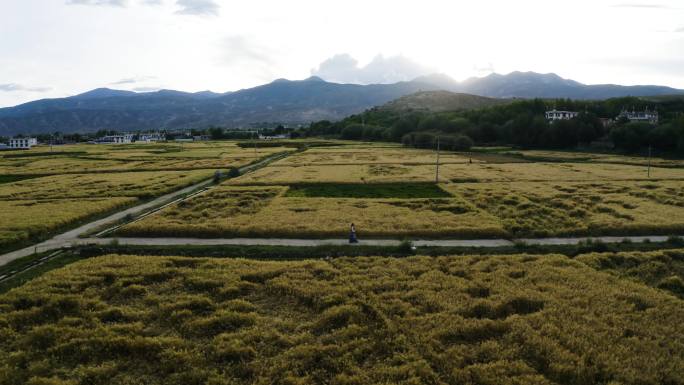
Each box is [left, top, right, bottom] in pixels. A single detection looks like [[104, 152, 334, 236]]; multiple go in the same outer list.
[[380, 90, 510, 112], [1, 71, 682, 136]]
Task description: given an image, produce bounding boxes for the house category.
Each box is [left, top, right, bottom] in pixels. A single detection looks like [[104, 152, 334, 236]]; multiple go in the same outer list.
[[545, 110, 579, 121], [95, 134, 133, 144], [9, 137, 37, 149], [139, 133, 166, 142], [617, 108, 658, 124]]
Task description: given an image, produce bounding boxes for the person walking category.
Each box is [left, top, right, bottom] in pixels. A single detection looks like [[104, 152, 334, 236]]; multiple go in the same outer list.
[[349, 223, 358, 244]]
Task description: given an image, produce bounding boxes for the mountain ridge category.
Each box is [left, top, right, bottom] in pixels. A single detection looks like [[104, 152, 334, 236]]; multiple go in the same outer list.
[[1, 71, 682, 135]]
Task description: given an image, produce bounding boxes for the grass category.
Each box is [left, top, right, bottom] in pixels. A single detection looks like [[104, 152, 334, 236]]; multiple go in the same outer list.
[[284, 183, 452, 198], [0, 252, 682, 384]]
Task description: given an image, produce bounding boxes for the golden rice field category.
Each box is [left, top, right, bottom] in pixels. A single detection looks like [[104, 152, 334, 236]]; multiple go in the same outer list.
[[0, 141, 287, 250], [113, 143, 684, 239], [0, 198, 136, 249], [0, 142, 287, 175], [272, 147, 481, 166], [0, 251, 682, 384], [509, 149, 684, 167], [0, 169, 214, 200], [118, 185, 507, 238], [119, 179, 684, 238], [230, 161, 683, 185]]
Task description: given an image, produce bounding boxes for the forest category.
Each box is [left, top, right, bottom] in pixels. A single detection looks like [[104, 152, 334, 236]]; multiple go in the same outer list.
[[300, 96, 684, 154]]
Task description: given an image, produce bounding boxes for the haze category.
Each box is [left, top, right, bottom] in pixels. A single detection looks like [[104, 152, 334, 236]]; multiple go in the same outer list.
[[1, 0, 683, 107]]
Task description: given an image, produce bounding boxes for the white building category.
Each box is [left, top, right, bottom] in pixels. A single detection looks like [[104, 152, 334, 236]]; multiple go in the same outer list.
[[545, 110, 579, 121], [139, 133, 166, 142], [617, 108, 658, 124], [9, 137, 37, 149], [95, 134, 133, 144]]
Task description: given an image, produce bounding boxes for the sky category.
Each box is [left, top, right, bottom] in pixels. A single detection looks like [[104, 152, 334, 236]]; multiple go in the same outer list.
[[1, 0, 683, 107]]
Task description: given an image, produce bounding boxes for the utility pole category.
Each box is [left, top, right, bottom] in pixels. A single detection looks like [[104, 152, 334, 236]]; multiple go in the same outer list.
[[435, 136, 440, 183], [647, 145, 652, 178]]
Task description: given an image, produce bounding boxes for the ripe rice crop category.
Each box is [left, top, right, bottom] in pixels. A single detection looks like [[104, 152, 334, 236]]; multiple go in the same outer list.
[[0, 252, 681, 384], [0, 198, 137, 249], [118, 185, 507, 239], [0, 170, 214, 199]]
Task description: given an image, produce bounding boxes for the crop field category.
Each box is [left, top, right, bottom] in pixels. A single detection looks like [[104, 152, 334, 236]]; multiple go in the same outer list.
[[0, 142, 287, 175], [0, 251, 682, 384], [117, 143, 684, 239], [0, 141, 287, 250], [118, 184, 507, 238], [0, 170, 214, 200], [0, 198, 137, 249], [507, 150, 684, 167]]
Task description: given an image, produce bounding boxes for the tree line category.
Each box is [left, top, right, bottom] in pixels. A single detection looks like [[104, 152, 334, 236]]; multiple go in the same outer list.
[[298, 96, 684, 154]]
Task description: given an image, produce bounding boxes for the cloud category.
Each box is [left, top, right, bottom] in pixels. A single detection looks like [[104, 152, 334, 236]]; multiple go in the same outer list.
[[0, 83, 52, 92], [311, 54, 435, 84], [676, 27, 684, 32], [611, 3, 675, 8], [175, 0, 219, 16], [66, 0, 128, 6], [110, 76, 157, 85], [220, 36, 274, 66], [133, 86, 162, 92]]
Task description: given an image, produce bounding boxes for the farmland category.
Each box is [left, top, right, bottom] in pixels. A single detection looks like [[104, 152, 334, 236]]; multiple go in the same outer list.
[[0, 251, 682, 384], [0, 141, 289, 251], [120, 142, 684, 239]]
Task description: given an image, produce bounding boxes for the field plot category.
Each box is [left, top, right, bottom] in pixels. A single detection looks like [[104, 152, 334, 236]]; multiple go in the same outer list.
[[118, 143, 684, 239], [231, 161, 683, 185], [0, 142, 288, 175], [445, 180, 684, 237], [0, 169, 213, 199], [509, 150, 684, 167], [0, 198, 136, 249], [0, 252, 682, 384], [0, 141, 288, 251], [273, 147, 478, 166], [118, 184, 506, 238]]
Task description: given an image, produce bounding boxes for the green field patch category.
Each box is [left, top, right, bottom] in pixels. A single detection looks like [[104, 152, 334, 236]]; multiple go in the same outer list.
[[0, 175, 40, 185], [284, 183, 452, 199]]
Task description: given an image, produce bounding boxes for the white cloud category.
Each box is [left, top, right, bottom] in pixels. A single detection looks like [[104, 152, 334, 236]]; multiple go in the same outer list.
[[611, 2, 677, 8], [175, 0, 218, 16], [110, 76, 157, 85], [0, 83, 52, 92], [133, 86, 162, 92], [311, 54, 435, 84], [66, 0, 128, 6]]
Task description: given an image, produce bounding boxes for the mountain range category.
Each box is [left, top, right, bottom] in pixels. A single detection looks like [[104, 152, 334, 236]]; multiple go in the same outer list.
[[1, 71, 682, 135]]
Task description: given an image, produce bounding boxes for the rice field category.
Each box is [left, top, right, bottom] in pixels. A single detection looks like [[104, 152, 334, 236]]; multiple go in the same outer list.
[[0, 170, 214, 199], [119, 143, 684, 239], [0, 142, 287, 175], [0, 251, 682, 384], [0, 141, 286, 250], [0, 198, 137, 249]]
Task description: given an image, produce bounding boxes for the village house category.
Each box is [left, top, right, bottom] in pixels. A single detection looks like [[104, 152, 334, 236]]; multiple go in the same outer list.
[[139, 133, 166, 142], [545, 110, 579, 121], [95, 134, 134, 144], [617, 107, 658, 124], [9, 137, 37, 149]]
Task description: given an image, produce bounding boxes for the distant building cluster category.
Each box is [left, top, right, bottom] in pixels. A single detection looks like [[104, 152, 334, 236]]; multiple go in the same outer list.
[[9, 137, 37, 149], [617, 107, 659, 124], [545, 110, 579, 121], [545, 107, 659, 125]]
